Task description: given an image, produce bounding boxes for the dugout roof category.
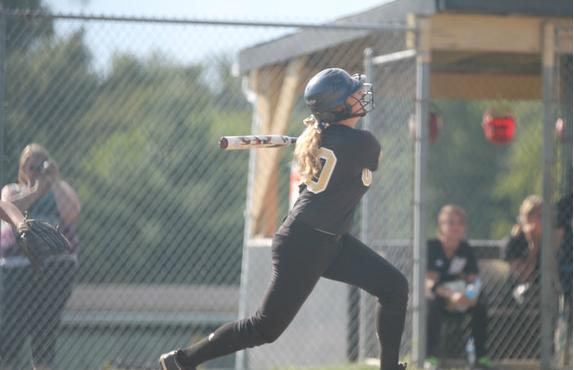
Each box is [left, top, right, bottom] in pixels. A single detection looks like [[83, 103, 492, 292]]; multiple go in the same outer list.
[[238, 0, 572, 75]]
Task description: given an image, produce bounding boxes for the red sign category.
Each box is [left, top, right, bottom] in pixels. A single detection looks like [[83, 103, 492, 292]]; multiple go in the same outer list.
[[482, 112, 515, 144]]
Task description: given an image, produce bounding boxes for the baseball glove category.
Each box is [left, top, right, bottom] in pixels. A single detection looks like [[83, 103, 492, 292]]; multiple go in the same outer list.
[[16, 218, 71, 270]]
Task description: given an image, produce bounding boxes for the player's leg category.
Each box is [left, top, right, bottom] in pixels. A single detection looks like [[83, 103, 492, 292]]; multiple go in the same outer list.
[[322, 234, 408, 370], [164, 219, 341, 369], [426, 296, 445, 358], [0, 266, 35, 369], [31, 260, 76, 369], [469, 301, 493, 368]]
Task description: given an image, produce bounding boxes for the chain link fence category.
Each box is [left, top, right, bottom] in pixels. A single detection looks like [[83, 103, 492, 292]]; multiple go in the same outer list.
[[0, 9, 571, 370]]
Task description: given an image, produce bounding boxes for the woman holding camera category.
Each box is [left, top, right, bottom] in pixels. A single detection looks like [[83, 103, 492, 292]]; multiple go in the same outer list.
[[0, 143, 80, 370]]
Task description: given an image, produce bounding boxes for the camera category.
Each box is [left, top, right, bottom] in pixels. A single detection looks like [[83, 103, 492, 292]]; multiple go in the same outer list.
[[32, 160, 49, 174]]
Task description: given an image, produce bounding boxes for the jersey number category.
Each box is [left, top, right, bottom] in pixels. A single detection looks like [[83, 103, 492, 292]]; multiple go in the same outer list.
[[306, 147, 337, 194]]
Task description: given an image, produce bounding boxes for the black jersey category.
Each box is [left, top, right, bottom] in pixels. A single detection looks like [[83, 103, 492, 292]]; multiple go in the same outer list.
[[427, 238, 479, 287], [290, 124, 381, 235]]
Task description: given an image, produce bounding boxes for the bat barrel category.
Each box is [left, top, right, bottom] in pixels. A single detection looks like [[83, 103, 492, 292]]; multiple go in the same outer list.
[[219, 135, 298, 150], [219, 137, 229, 149]]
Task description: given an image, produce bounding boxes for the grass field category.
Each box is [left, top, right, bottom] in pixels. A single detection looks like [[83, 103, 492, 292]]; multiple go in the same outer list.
[[278, 361, 422, 370], [277, 365, 378, 370]]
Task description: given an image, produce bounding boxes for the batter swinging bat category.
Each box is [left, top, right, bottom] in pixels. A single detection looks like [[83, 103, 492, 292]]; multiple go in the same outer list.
[[219, 135, 298, 150]]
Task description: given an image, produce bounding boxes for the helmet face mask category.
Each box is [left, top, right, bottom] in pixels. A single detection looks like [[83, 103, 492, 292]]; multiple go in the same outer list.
[[304, 68, 374, 123], [351, 74, 374, 117]]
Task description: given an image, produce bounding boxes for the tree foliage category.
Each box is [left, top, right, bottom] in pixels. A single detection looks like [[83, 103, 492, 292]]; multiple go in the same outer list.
[[428, 100, 543, 239]]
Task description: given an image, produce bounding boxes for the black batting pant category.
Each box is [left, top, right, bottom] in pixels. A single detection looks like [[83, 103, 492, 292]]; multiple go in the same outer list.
[[427, 296, 489, 358], [179, 218, 408, 370]]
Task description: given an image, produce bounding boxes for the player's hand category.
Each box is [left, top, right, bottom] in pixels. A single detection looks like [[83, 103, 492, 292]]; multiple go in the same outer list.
[[30, 174, 53, 196], [450, 292, 472, 310], [30, 161, 59, 195], [43, 161, 60, 182]]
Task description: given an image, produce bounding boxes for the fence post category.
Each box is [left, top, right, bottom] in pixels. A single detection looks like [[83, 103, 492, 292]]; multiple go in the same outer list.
[[356, 47, 375, 363], [541, 21, 558, 370], [235, 72, 260, 370], [412, 15, 430, 369], [0, 7, 6, 191]]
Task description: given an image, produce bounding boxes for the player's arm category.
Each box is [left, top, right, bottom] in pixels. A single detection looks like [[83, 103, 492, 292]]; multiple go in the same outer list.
[[505, 233, 537, 283], [426, 241, 451, 299], [426, 266, 454, 300], [425, 270, 440, 297], [0, 200, 26, 227], [432, 279, 457, 300], [1, 182, 46, 213], [52, 180, 81, 225], [463, 245, 480, 284], [356, 131, 381, 171]]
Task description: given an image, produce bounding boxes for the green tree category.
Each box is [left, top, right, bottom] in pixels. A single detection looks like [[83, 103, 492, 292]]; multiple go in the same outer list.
[[211, 55, 250, 112], [1, 0, 54, 53], [4, 28, 98, 182], [76, 53, 250, 284], [428, 100, 543, 239], [490, 102, 543, 237]]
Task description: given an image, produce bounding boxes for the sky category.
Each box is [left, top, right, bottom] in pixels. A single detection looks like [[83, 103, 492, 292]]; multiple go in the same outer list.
[[42, 0, 392, 73], [45, 0, 389, 22]]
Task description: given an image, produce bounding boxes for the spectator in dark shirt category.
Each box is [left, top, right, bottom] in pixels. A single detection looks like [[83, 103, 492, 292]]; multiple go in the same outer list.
[[555, 193, 572, 304], [555, 193, 572, 365], [505, 195, 542, 297], [506, 194, 572, 361], [425, 204, 492, 369]]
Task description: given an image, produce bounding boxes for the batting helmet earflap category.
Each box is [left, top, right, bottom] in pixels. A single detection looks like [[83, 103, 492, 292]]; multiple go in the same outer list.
[[304, 68, 373, 123]]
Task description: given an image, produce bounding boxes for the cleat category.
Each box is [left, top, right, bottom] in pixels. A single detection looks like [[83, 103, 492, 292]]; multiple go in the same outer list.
[[424, 357, 439, 370], [159, 350, 193, 370], [473, 356, 495, 369]]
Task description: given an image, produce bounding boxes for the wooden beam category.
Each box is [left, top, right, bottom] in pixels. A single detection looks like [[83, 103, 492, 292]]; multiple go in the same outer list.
[[430, 14, 572, 54], [249, 57, 307, 237], [247, 67, 282, 239], [557, 24, 572, 54], [251, 66, 284, 133], [431, 72, 541, 100]]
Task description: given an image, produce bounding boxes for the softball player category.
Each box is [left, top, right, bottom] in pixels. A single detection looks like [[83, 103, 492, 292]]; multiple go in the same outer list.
[[160, 68, 408, 370]]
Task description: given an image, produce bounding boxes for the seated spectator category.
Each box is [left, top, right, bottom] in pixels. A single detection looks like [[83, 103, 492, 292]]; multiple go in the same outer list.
[[509, 194, 572, 362], [555, 193, 572, 365], [425, 204, 492, 369], [556, 193, 572, 304], [504, 195, 542, 306]]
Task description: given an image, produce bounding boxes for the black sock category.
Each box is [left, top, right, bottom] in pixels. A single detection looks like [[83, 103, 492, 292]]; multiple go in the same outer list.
[[378, 307, 407, 370]]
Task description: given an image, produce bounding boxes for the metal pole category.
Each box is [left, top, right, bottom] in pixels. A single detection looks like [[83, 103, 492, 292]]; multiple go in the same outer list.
[[541, 21, 558, 370], [357, 47, 375, 362], [412, 16, 430, 369], [235, 75, 259, 370], [0, 6, 6, 192], [558, 34, 573, 196]]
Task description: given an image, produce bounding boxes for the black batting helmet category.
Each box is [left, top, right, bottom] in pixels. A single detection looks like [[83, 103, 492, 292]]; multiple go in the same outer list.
[[304, 68, 373, 123]]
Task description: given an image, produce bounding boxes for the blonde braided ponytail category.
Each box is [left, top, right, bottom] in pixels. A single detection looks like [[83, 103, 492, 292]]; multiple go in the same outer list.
[[294, 115, 329, 184]]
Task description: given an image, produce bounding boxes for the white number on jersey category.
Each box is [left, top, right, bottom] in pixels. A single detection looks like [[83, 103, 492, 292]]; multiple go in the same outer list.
[[306, 147, 337, 194]]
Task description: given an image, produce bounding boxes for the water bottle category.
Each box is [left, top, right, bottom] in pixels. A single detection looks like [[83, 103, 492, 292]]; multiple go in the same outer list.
[[466, 337, 476, 367], [465, 278, 482, 300]]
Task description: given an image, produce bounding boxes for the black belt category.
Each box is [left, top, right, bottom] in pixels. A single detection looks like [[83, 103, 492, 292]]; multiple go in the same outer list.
[[312, 227, 342, 241]]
